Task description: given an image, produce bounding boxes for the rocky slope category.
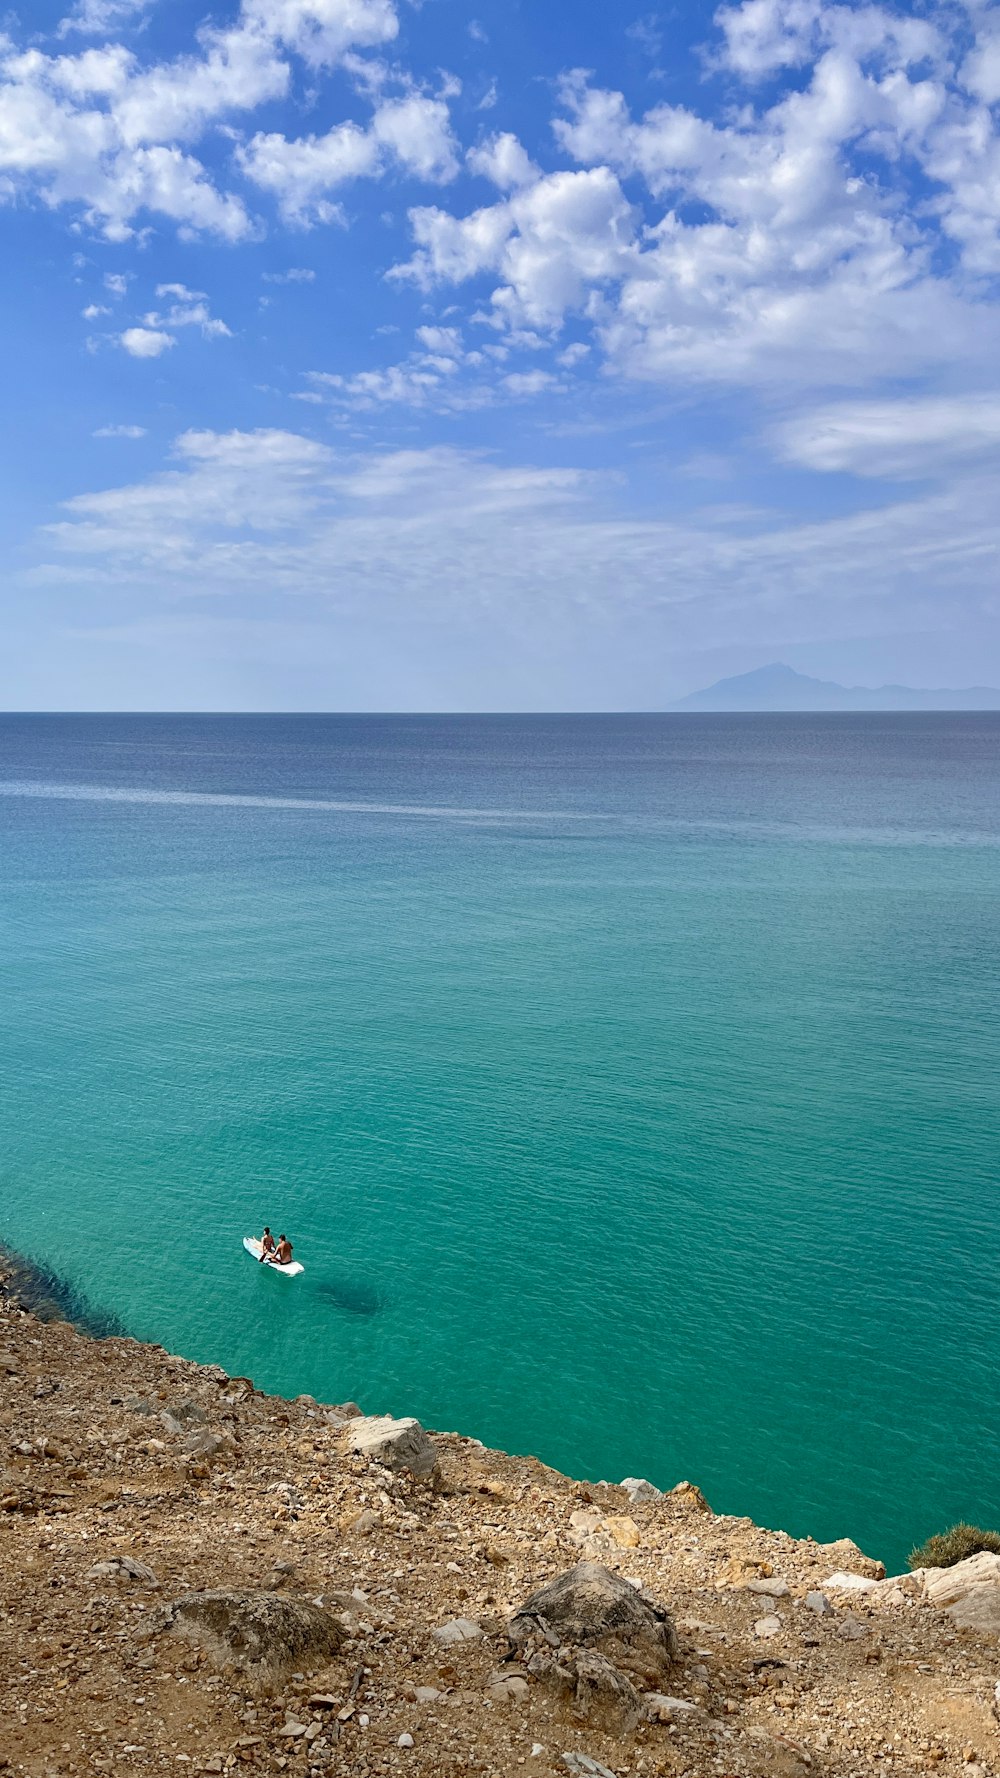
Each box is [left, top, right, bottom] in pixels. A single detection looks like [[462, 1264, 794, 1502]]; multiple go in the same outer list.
[[2, 1266, 999, 1778]]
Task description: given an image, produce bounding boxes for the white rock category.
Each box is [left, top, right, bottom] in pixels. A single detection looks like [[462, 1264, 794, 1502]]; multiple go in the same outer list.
[[487, 1675, 529, 1703], [746, 1578, 790, 1598], [923, 1552, 1000, 1631], [343, 1415, 439, 1480], [821, 1571, 879, 1593], [620, 1477, 662, 1503], [645, 1693, 699, 1721], [397, 1732, 415, 1748], [431, 1617, 484, 1646], [87, 1557, 158, 1586], [804, 1591, 832, 1615], [875, 1586, 909, 1608], [923, 1551, 1000, 1605], [754, 1615, 782, 1639], [560, 1758, 617, 1778]]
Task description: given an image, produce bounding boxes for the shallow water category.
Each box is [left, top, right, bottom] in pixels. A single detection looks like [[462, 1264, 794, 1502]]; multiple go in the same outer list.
[[1, 713, 998, 1569]]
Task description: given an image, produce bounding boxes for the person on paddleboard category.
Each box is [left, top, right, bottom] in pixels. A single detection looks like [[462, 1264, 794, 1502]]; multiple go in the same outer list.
[[275, 1234, 293, 1266], [259, 1227, 277, 1263]]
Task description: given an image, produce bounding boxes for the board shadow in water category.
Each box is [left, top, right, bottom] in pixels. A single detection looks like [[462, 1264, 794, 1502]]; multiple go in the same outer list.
[[313, 1275, 385, 1318], [0, 1241, 127, 1340]]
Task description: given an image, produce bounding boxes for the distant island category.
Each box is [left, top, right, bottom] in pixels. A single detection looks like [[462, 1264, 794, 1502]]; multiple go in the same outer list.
[[670, 663, 1000, 712]]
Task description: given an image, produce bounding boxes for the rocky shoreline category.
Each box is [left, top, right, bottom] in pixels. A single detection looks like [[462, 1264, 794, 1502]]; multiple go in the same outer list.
[[2, 1250, 999, 1778]]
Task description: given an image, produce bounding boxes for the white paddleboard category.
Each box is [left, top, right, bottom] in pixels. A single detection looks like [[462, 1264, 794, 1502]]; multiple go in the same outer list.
[[244, 1236, 304, 1277]]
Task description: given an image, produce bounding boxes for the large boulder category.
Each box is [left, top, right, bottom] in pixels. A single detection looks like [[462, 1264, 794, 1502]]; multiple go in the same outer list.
[[342, 1414, 439, 1481], [160, 1590, 345, 1688], [565, 1648, 643, 1731], [923, 1552, 1000, 1631], [509, 1562, 677, 1686]]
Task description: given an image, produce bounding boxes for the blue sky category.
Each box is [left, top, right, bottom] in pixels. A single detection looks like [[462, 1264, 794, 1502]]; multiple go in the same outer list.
[[2, 0, 1000, 709]]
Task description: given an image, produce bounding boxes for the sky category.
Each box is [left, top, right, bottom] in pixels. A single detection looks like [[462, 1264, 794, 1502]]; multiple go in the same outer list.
[[2, 0, 1000, 710]]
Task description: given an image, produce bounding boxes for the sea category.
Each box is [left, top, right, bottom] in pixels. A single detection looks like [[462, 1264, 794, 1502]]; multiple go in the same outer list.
[[1, 713, 998, 1572]]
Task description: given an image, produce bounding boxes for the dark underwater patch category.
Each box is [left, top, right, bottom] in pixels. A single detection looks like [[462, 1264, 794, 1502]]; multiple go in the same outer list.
[[0, 1241, 127, 1340], [313, 1275, 384, 1318]]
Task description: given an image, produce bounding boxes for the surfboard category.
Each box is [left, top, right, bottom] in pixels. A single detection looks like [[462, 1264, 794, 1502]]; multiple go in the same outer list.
[[243, 1236, 304, 1277]]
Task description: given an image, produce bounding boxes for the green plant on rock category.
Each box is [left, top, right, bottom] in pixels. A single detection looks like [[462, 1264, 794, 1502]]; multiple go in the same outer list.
[[908, 1523, 1000, 1570]]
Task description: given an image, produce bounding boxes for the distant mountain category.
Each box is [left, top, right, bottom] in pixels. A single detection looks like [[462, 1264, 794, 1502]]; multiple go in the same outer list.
[[670, 663, 1000, 712]]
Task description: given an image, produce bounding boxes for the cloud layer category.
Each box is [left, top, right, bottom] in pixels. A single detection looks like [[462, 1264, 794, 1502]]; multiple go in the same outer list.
[[4, 0, 1000, 703], [0, 0, 424, 239]]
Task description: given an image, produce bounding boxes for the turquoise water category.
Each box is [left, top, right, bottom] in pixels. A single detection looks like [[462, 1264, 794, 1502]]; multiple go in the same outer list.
[[1, 713, 998, 1570]]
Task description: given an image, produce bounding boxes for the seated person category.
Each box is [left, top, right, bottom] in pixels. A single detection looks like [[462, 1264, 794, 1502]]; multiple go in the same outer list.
[[275, 1234, 293, 1266]]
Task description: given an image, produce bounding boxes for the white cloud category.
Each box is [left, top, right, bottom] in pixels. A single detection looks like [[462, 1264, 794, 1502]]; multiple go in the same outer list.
[[395, 166, 636, 328], [93, 422, 147, 436], [962, 15, 1000, 105], [548, 58, 967, 384], [58, 0, 150, 37], [262, 265, 316, 281], [626, 14, 663, 59], [239, 94, 459, 224], [140, 284, 233, 338], [241, 0, 398, 70], [307, 313, 571, 410], [109, 26, 288, 149], [104, 272, 129, 295], [384, 10, 1000, 390], [120, 325, 174, 356], [414, 324, 461, 354], [0, 0, 416, 240], [82, 301, 110, 318], [28, 430, 1000, 682], [371, 94, 459, 181], [467, 131, 538, 191], [714, 0, 823, 78], [311, 361, 461, 407], [502, 369, 559, 396], [776, 394, 1000, 478]]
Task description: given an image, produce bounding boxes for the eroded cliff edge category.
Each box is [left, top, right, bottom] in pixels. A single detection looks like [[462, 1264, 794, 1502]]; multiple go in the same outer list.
[[1, 1265, 997, 1778]]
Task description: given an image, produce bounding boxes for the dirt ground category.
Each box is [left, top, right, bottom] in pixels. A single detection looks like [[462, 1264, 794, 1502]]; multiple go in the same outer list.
[[2, 1281, 998, 1778]]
